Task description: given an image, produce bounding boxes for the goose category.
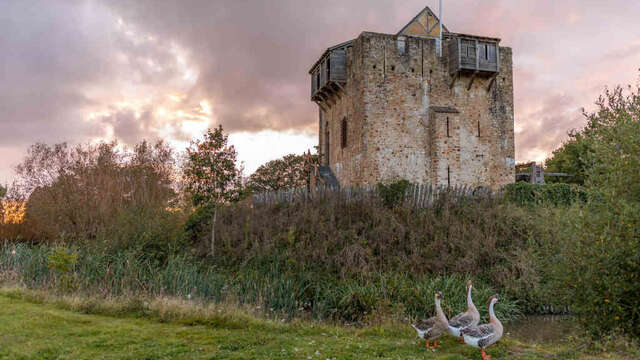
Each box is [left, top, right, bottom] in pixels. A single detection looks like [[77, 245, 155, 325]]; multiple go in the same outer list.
[[461, 295, 503, 360], [448, 281, 480, 342], [411, 291, 448, 349]]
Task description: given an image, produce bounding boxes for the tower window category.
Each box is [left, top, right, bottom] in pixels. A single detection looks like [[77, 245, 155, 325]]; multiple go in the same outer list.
[[446, 117, 450, 138], [447, 166, 451, 187], [477, 120, 481, 137], [341, 118, 348, 148], [397, 37, 406, 55]]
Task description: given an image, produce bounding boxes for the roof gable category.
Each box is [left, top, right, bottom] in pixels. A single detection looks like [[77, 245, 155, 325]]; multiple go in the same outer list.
[[397, 6, 449, 38]]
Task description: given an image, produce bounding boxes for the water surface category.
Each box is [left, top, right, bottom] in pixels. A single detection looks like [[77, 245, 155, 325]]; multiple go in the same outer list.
[[506, 315, 579, 345]]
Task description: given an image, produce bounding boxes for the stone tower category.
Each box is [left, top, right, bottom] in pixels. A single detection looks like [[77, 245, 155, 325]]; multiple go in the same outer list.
[[309, 7, 515, 189]]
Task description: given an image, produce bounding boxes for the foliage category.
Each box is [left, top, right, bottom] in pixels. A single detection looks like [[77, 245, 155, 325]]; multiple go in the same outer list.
[[10, 140, 181, 249], [0, 185, 5, 199], [0, 243, 520, 324], [182, 203, 217, 245], [504, 182, 587, 206], [547, 203, 640, 339], [47, 245, 78, 292], [585, 85, 640, 202], [183, 126, 243, 208], [544, 130, 594, 185], [0, 185, 29, 239], [247, 153, 316, 193], [212, 188, 544, 307], [554, 84, 640, 338], [377, 179, 410, 208]]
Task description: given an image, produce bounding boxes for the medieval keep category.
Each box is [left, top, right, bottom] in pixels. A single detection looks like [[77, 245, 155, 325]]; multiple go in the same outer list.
[[309, 7, 515, 189]]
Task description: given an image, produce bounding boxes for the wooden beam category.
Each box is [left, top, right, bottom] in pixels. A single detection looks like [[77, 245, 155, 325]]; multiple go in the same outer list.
[[334, 82, 348, 96], [467, 71, 478, 91], [449, 72, 459, 89], [486, 74, 498, 92], [313, 100, 328, 112]]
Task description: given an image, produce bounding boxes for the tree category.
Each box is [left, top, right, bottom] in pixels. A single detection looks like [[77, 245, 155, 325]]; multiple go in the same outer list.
[[544, 130, 594, 185], [552, 83, 640, 338], [247, 153, 316, 193], [14, 140, 178, 244], [183, 126, 243, 255]]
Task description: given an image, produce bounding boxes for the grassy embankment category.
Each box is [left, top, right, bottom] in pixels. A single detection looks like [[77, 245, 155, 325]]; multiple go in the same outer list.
[[2, 288, 638, 360]]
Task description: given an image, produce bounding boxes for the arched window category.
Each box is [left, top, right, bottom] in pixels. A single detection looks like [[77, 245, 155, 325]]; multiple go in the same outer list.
[[341, 117, 348, 148]]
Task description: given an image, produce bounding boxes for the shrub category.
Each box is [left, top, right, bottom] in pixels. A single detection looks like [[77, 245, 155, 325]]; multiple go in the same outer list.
[[543, 82, 640, 339], [504, 182, 587, 206], [377, 179, 410, 208], [547, 202, 640, 338], [47, 245, 78, 292], [14, 140, 179, 246], [209, 188, 548, 316]]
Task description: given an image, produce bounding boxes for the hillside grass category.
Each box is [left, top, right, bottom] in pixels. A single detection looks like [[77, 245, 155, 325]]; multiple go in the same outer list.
[[1, 288, 638, 360]]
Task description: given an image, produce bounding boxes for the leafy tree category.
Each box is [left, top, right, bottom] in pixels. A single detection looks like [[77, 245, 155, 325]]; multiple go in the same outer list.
[[183, 126, 243, 255], [553, 83, 640, 338], [544, 130, 593, 185], [15, 140, 179, 247], [0, 185, 6, 199], [247, 153, 316, 193]]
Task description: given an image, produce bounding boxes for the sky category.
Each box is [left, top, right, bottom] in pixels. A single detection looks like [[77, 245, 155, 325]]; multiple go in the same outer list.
[[2, 0, 640, 185]]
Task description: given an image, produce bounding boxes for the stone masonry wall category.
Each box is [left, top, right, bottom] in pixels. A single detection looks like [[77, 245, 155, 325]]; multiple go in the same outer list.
[[317, 31, 515, 189]]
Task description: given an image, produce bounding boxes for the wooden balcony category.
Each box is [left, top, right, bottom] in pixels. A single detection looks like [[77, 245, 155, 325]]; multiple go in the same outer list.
[[310, 40, 352, 104]]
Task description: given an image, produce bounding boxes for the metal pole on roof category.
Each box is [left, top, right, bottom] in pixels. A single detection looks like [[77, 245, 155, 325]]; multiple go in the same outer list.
[[438, 0, 443, 57]]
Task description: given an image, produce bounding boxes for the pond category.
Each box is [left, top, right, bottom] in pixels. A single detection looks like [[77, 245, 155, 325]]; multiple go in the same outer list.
[[506, 315, 580, 345]]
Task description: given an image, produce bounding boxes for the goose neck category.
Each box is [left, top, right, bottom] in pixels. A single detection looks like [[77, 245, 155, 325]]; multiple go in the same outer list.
[[466, 286, 474, 309], [435, 298, 446, 320]]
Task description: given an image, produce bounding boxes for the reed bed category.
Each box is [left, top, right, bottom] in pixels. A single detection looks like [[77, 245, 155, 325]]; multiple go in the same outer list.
[[0, 243, 520, 323]]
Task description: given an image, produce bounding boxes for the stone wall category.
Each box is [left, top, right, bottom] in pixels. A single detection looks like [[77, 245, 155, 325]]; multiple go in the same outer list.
[[316, 31, 515, 189]]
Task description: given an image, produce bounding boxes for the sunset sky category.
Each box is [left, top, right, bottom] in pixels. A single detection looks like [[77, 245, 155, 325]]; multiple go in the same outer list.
[[2, 0, 640, 185]]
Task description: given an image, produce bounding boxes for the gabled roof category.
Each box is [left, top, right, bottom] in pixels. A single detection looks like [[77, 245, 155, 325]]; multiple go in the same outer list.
[[397, 6, 449, 38]]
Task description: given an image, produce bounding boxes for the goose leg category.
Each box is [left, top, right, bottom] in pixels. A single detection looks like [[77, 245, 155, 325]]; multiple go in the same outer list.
[[459, 337, 465, 344], [433, 339, 441, 348], [481, 348, 491, 360], [425, 339, 431, 349]]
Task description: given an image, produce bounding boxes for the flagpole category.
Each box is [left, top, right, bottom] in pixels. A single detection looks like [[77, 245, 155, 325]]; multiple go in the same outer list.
[[438, 0, 443, 57]]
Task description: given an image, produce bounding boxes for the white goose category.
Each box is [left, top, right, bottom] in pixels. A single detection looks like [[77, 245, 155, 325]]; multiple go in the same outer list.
[[411, 291, 448, 349], [461, 295, 503, 360], [448, 281, 480, 342]]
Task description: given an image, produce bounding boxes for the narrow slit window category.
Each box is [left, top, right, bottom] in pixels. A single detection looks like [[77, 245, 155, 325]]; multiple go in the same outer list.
[[446, 117, 450, 138], [447, 166, 451, 187], [341, 118, 348, 149], [477, 119, 481, 137]]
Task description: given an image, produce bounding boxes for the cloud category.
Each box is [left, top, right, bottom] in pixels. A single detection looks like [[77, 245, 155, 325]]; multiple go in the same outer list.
[[3, 0, 640, 184]]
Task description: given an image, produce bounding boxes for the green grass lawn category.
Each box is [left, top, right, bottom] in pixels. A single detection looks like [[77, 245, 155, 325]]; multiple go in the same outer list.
[[0, 292, 635, 360]]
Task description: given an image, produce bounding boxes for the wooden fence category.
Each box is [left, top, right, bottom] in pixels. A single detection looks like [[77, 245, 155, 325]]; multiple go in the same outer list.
[[252, 184, 495, 209]]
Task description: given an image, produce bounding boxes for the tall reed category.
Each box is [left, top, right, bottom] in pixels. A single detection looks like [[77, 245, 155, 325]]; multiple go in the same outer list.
[[0, 243, 520, 323]]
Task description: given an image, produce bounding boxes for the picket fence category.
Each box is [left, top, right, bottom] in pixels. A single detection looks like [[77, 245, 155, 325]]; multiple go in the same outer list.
[[252, 183, 495, 209]]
